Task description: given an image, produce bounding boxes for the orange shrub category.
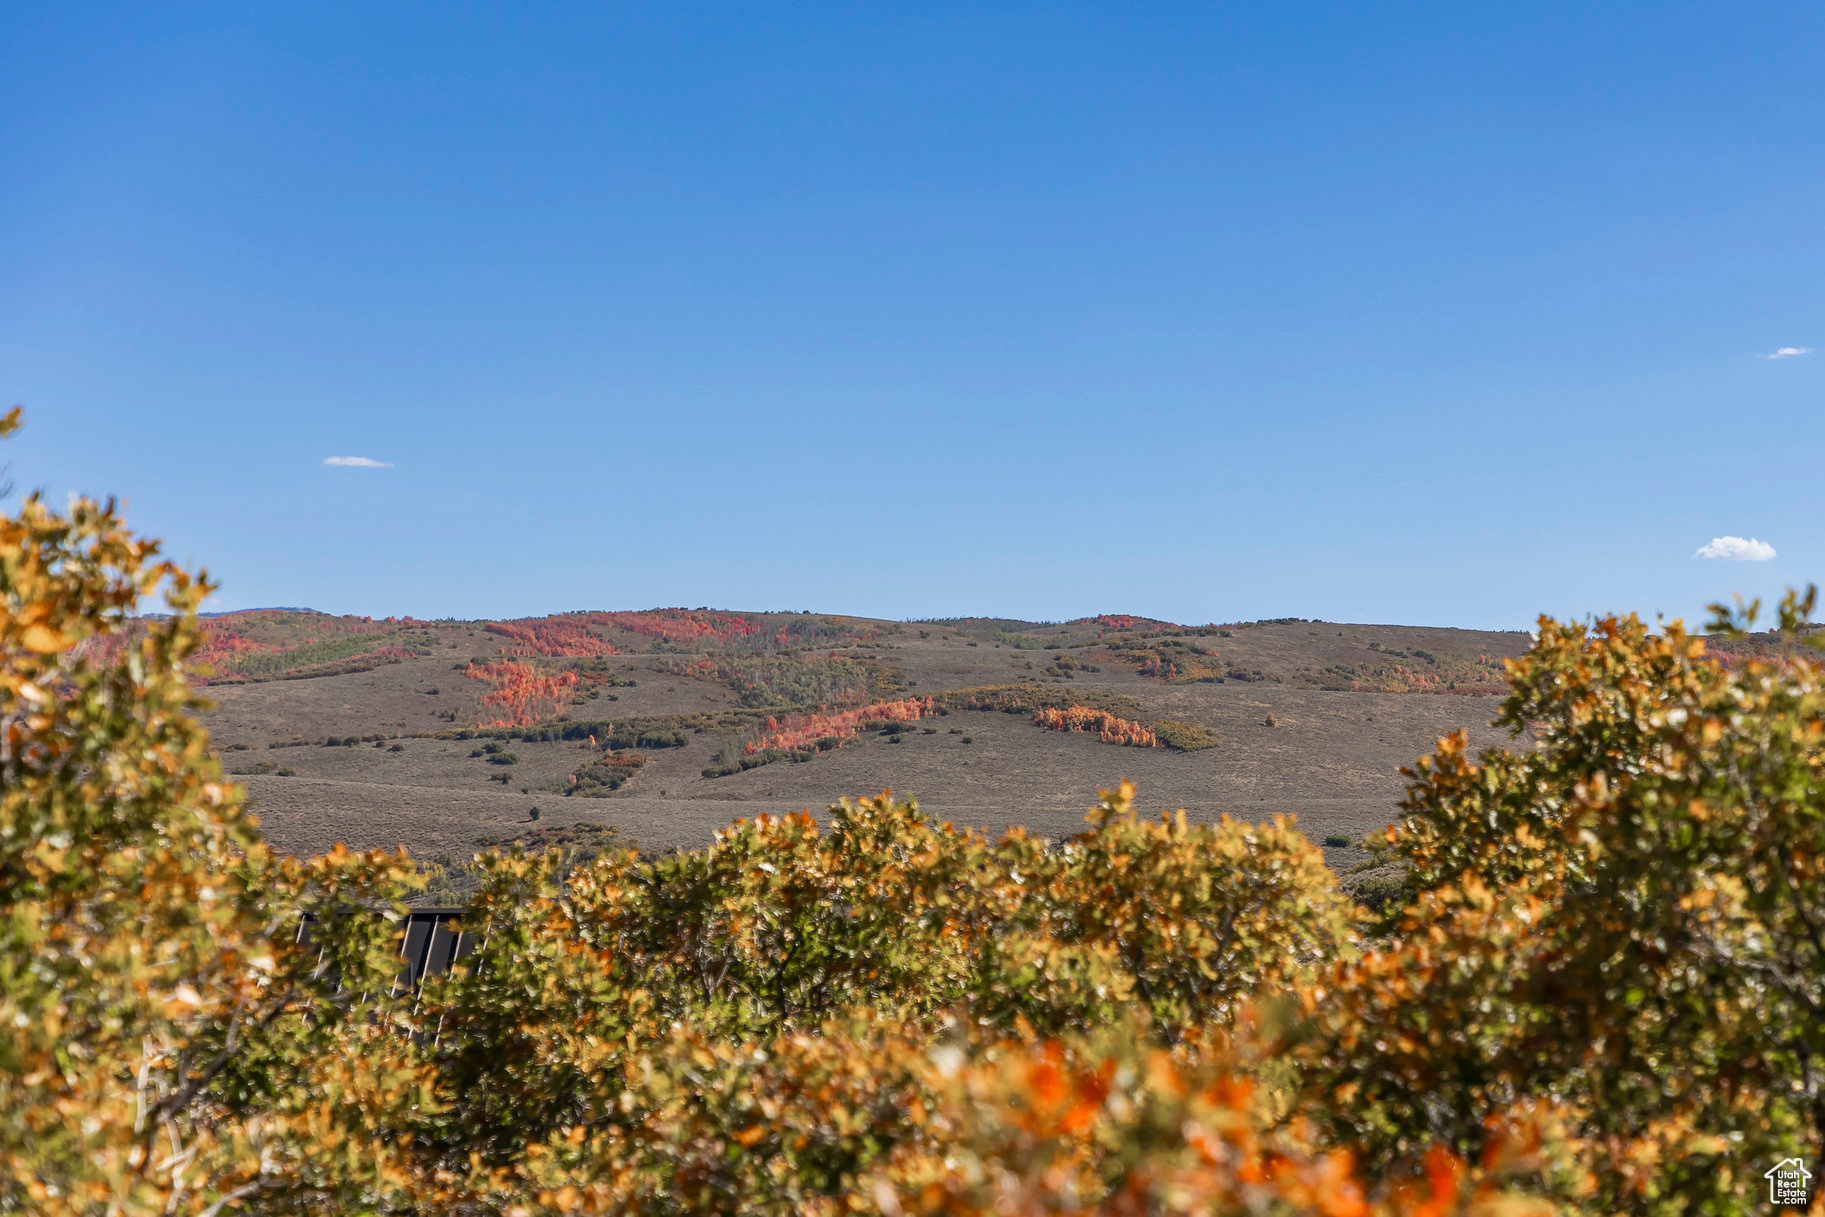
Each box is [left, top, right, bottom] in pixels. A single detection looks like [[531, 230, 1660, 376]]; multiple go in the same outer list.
[[1094, 613, 1161, 630], [1034, 705, 1159, 747], [484, 618, 622, 657], [747, 696, 935, 754], [465, 660, 579, 727], [589, 609, 761, 647]]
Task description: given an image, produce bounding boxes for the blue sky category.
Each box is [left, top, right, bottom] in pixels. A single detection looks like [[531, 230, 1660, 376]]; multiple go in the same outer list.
[[3, 3, 1820, 628]]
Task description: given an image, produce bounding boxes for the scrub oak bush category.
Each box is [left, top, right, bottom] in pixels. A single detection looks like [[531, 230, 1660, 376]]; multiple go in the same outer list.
[[463, 660, 577, 727], [1313, 591, 1825, 1209], [1152, 718, 1220, 751], [566, 751, 647, 796], [6, 409, 1823, 1213], [483, 618, 622, 658], [0, 409, 423, 1216], [1033, 704, 1159, 747], [746, 696, 935, 754]]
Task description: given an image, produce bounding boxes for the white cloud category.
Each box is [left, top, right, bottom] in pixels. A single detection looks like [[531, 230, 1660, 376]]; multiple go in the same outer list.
[[1693, 536, 1777, 562], [323, 456, 394, 468], [1764, 346, 1812, 360]]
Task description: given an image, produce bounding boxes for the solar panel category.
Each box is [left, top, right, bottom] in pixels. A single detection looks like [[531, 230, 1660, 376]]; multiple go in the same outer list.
[[293, 908, 483, 999]]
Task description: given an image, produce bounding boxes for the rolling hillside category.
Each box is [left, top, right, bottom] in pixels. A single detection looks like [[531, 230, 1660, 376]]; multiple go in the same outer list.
[[189, 607, 1539, 879]]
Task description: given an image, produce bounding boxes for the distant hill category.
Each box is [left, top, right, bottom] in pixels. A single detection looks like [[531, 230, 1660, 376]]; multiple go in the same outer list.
[[198, 606, 321, 617], [195, 607, 1553, 887]]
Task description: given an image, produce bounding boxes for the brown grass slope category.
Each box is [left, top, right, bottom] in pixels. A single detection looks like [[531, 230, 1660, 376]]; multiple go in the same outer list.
[[198, 609, 1532, 870]]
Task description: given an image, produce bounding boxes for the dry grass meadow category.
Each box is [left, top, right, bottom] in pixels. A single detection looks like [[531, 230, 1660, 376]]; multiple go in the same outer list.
[[196, 610, 1532, 877]]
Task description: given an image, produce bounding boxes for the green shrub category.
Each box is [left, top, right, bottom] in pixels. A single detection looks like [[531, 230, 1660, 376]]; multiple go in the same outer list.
[[940, 682, 1143, 721], [1151, 719, 1219, 751], [539, 719, 689, 750], [205, 633, 402, 681], [701, 747, 807, 778], [1339, 864, 1405, 912], [568, 752, 648, 796]]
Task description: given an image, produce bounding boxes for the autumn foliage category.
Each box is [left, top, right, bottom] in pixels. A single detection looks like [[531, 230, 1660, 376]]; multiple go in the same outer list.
[[78, 608, 410, 684], [1034, 704, 1161, 747], [0, 409, 424, 1217], [484, 617, 622, 657], [590, 608, 762, 647], [463, 659, 579, 727], [1091, 613, 1172, 631], [194, 611, 411, 681], [747, 695, 935, 754]]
